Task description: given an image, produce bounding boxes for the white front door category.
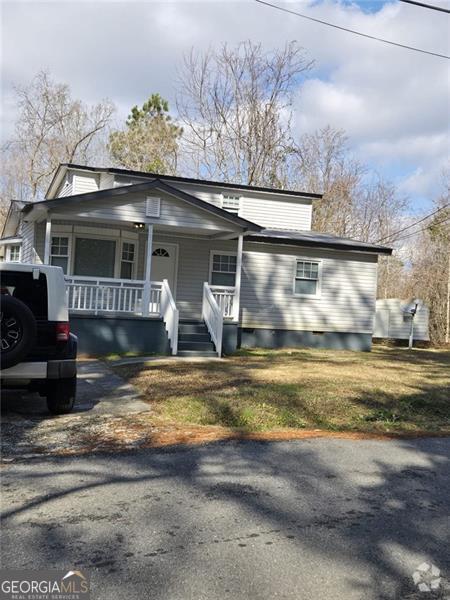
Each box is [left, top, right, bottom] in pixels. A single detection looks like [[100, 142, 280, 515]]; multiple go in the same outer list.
[[151, 243, 178, 296]]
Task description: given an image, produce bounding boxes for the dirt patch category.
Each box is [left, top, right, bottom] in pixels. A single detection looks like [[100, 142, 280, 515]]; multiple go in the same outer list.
[[3, 410, 449, 461]]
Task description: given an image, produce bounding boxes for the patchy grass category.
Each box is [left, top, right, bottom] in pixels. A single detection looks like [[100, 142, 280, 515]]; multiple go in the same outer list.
[[112, 347, 450, 435]]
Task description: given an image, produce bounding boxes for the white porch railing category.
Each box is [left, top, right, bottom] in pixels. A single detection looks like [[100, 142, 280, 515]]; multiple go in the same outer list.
[[210, 286, 236, 320], [160, 279, 179, 355], [65, 276, 162, 315], [202, 282, 223, 357]]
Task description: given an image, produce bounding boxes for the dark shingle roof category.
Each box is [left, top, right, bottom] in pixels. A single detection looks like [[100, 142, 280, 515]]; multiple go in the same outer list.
[[248, 229, 392, 255]]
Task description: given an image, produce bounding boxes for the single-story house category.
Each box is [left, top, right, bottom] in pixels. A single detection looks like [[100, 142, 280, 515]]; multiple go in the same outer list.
[[0, 164, 392, 356]]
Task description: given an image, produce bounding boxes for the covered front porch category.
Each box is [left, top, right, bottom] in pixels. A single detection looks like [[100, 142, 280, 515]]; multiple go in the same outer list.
[[42, 221, 245, 357], [24, 176, 260, 355]]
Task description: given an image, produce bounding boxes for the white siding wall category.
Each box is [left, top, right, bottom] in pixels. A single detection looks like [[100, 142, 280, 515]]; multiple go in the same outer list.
[[55, 173, 74, 198], [20, 221, 36, 263], [240, 243, 378, 334], [174, 182, 313, 231], [152, 234, 236, 319], [99, 172, 115, 190], [72, 172, 99, 195], [241, 197, 312, 230], [154, 195, 239, 231], [31, 213, 378, 334], [34, 222, 46, 264], [111, 176, 314, 232], [374, 299, 430, 341]]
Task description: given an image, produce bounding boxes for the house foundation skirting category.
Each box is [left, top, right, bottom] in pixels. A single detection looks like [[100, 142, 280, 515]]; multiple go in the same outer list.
[[239, 328, 372, 352], [70, 314, 170, 357]]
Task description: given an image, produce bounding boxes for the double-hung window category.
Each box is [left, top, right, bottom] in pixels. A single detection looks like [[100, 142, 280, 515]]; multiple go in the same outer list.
[[294, 260, 321, 297], [50, 237, 69, 273], [210, 253, 237, 286], [8, 245, 21, 262], [120, 241, 136, 279]]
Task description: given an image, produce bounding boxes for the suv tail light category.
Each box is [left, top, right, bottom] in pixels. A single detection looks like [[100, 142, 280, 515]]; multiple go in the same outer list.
[[56, 322, 70, 342]]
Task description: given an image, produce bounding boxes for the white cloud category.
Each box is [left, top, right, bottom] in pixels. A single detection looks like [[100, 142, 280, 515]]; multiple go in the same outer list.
[[1, 0, 449, 208]]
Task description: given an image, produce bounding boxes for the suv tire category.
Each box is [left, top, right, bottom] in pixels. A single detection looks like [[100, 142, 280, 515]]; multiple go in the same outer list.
[[46, 376, 77, 415], [1, 295, 37, 369]]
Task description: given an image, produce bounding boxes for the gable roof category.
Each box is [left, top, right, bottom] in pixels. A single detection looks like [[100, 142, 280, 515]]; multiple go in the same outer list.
[[248, 229, 392, 255], [47, 163, 323, 200], [22, 178, 263, 232]]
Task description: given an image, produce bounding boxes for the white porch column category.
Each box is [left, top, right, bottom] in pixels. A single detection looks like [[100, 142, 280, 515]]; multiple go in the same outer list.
[[233, 234, 244, 322], [43, 217, 52, 264], [142, 224, 154, 317]]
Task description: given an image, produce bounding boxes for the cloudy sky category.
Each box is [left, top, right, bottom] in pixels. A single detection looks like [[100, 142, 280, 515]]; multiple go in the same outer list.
[[1, 0, 449, 212]]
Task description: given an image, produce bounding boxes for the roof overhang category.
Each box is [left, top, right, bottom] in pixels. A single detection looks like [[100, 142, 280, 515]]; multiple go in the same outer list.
[[0, 237, 22, 246], [46, 163, 323, 201], [247, 230, 392, 255]]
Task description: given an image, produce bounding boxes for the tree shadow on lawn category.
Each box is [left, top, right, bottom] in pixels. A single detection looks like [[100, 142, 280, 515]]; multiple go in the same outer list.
[[113, 349, 450, 433], [1, 436, 449, 599]]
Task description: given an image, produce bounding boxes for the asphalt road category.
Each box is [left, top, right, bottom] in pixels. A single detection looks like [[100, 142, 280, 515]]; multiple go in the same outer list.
[[1, 437, 449, 600]]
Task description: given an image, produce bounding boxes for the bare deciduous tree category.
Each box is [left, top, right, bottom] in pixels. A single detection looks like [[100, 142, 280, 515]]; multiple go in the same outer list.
[[1, 71, 115, 202], [177, 41, 313, 186]]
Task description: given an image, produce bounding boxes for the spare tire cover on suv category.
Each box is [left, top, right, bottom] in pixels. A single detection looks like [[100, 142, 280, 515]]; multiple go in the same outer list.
[[1, 295, 37, 369]]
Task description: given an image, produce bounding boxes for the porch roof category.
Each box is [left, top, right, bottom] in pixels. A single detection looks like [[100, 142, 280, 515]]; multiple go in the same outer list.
[[22, 179, 262, 233], [247, 229, 393, 255]]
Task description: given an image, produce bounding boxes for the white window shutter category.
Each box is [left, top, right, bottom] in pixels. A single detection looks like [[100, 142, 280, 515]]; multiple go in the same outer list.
[[146, 196, 161, 218]]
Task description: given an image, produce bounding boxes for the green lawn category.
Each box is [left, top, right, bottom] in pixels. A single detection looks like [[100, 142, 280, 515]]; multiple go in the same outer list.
[[113, 347, 450, 435]]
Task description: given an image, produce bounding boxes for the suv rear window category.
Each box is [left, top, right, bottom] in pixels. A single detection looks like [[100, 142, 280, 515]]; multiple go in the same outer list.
[[0, 271, 48, 319]]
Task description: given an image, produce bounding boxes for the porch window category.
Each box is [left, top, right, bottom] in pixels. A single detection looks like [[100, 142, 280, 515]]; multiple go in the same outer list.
[[8, 245, 21, 262], [294, 260, 321, 297], [120, 241, 135, 279], [50, 237, 69, 273], [211, 253, 236, 286], [74, 238, 116, 278]]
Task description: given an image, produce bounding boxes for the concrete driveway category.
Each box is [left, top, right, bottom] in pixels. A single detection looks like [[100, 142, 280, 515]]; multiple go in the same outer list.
[[1, 437, 449, 599], [1, 361, 150, 459]]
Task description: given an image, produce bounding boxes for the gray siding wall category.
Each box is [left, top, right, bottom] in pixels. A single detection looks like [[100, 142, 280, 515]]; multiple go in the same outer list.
[[19, 220, 35, 263], [240, 243, 378, 334], [58, 194, 147, 222], [153, 194, 239, 231], [152, 233, 236, 319]]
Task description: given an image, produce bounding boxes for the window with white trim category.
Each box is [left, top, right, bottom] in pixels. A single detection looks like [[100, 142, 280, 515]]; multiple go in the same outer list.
[[50, 236, 69, 273], [210, 253, 237, 286], [221, 195, 241, 214], [294, 260, 321, 296], [8, 245, 21, 262], [120, 241, 136, 279]]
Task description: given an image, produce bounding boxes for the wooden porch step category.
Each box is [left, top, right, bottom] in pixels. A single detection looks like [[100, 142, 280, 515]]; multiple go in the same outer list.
[[178, 340, 216, 352], [177, 320, 218, 357], [178, 332, 211, 343], [178, 321, 209, 335]]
